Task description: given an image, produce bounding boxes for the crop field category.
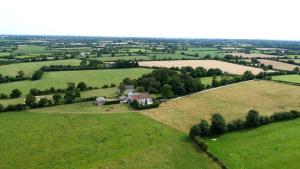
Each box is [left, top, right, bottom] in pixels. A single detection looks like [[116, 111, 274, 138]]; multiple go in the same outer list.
[[142, 80, 300, 132], [0, 87, 119, 106], [151, 53, 197, 60], [14, 45, 47, 54], [0, 112, 218, 169], [139, 60, 264, 75], [206, 119, 300, 169], [0, 68, 152, 95], [272, 74, 300, 84], [258, 59, 300, 71], [229, 53, 278, 58], [0, 59, 81, 76]]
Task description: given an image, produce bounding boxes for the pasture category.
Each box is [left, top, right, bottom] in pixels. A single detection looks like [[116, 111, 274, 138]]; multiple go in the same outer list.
[[0, 112, 218, 169], [14, 45, 47, 54], [0, 68, 152, 95], [229, 53, 277, 58], [0, 59, 81, 76], [206, 119, 300, 169], [258, 59, 299, 71], [272, 74, 300, 84], [142, 80, 300, 132], [95, 55, 151, 61], [0, 87, 119, 106], [139, 60, 264, 75]]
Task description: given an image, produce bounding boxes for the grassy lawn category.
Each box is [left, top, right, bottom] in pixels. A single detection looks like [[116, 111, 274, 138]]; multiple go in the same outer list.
[[0, 59, 81, 76], [206, 119, 300, 169], [151, 53, 197, 60], [272, 74, 300, 84], [0, 68, 152, 95], [0, 88, 119, 106], [142, 80, 300, 132], [0, 112, 218, 169]]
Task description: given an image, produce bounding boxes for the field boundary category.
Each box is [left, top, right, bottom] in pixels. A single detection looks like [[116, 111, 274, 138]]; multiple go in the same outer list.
[[272, 79, 300, 86], [171, 80, 253, 101]]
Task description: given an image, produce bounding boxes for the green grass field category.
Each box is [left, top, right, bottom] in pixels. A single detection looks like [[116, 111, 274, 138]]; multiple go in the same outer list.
[[0, 111, 218, 169], [272, 74, 300, 84], [0, 87, 119, 106], [0, 52, 10, 57], [0, 59, 81, 76], [206, 119, 300, 169], [14, 45, 47, 54], [0, 68, 152, 95]]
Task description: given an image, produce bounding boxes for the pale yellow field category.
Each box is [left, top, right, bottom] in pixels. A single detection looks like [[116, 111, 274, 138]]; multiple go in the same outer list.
[[258, 59, 300, 71], [229, 53, 277, 58], [139, 60, 264, 75], [141, 81, 300, 132]]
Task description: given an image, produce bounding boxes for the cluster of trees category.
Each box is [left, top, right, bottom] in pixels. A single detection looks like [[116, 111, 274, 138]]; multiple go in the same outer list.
[[0, 71, 30, 84], [169, 66, 223, 78], [129, 100, 160, 110], [0, 89, 22, 99], [120, 69, 205, 98], [190, 109, 300, 138]]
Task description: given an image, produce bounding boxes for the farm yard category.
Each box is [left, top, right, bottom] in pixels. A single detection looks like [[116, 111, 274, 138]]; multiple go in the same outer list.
[[139, 60, 264, 75], [228, 53, 278, 58], [142, 80, 300, 132], [258, 59, 300, 71], [206, 119, 300, 169]]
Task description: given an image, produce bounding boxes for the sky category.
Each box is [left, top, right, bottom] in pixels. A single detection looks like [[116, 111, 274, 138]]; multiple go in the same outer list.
[[1, 0, 300, 40]]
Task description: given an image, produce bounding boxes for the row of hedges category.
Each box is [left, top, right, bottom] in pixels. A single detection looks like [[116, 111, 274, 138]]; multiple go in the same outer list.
[[129, 100, 160, 110], [190, 110, 300, 138]]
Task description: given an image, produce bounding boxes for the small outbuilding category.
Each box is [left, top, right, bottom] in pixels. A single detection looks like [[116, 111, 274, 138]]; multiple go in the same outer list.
[[95, 97, 106, 106]]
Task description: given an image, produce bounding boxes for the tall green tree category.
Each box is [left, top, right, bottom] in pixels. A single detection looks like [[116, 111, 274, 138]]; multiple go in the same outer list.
[[210, 113, 226, 134]]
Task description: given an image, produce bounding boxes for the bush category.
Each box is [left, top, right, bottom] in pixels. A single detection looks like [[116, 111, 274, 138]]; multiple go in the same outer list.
[[77, 82, 87, 91], [5, 104, 26, 111], [38, 98, 49, 107], [246, 110, 260, 127], [10, 89, 22, 98], [32, 69, 44, 80], [102, 84, 109, 88], [210, 113, 226, 134], [103, 100, 120, 105], [110, 83, 116, 87], [193, 136, 208, 152], [0, 104, 4, 112], [0, 93, 9, 99], [227, 119, 245, 131]]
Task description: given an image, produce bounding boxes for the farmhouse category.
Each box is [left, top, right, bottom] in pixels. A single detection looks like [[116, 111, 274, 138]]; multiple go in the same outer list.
[[128, 93, 153, 105], [125, 85, 135, 93]]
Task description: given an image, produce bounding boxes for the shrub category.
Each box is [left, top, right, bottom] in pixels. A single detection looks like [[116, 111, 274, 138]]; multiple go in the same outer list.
[[198, 119, 210, 137], [10, 89, 22, 98], [103, 100, 120, 105], [32, 69, 44, 80], [0, 104, 4, 112], [227, 119, 245, 131], [52, 94, 62, 104], [110, 83, 116, 87], [25, 94, 37, 108], [0, 93, 8, 99], [193, 136, 208, 152], [38, 98, 48, 107], [210, 113, 226, 134], [246, 110, 260, 127], [77, 82, 87, 91], [102, 84, 109, 88]]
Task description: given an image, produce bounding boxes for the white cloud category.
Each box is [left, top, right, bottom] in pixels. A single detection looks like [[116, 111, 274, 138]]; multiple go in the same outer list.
[[0, 0, 300, 40]]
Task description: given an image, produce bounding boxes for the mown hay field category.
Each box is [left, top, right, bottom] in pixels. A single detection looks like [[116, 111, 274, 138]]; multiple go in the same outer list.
[[228, 53, 278, 58], [0, 111, 218, 169], [139, 60, 264, 75], [258, 59, 300, 71], [207, 119, 300, 169], [142, 80, 300, 132]]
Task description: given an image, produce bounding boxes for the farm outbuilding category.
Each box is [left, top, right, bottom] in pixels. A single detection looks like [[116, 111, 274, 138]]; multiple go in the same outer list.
[[95, 97, 106, 106]]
